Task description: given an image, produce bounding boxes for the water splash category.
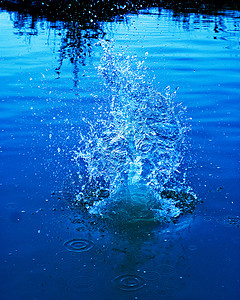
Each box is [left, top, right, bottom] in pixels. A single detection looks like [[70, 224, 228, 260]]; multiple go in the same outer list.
[[72, 41, 197, 223]]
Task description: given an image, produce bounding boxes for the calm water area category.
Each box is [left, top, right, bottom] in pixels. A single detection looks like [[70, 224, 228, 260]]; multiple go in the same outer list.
[[0, 4, 240, 300]]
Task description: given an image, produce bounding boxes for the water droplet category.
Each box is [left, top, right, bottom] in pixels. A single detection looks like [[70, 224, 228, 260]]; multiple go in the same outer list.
[[73, 42, 196, 222]]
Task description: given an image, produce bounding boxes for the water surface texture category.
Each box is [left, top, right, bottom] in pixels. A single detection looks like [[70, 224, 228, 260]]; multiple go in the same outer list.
[[0, 5, 240, 300]]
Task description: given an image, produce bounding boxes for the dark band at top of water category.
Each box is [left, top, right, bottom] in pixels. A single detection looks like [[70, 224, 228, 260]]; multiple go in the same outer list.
[[1, 0, 240, 28]]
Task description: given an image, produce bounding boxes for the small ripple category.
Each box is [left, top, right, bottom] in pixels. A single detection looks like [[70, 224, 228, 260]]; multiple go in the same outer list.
[[64, 239, 94, 252], [203, 216, 212, 222], [112, 274, 146, 291], [188, 244, 198, 251], [143, 271, 160, 281]]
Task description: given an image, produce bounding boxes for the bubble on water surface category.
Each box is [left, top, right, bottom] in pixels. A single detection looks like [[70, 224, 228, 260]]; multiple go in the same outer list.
[[112, 274, 146, 291], [64, 239, 94, 252]]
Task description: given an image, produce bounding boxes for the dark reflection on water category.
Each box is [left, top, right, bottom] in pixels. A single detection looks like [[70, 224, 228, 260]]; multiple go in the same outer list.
[[2, 0, 240, 18], [171, 10, 240, 33], [2, 5, 239, 84], [54, 23, 105, 86], [6, 11, 106, 82]]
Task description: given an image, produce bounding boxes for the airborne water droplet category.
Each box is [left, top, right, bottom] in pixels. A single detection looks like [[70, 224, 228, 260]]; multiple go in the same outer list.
[[72, 41, 197, 223]]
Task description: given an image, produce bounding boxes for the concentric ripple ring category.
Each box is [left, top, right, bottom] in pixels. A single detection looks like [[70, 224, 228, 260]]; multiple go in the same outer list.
[[112, 274, 146, 291], [64, 239, 94, 252]]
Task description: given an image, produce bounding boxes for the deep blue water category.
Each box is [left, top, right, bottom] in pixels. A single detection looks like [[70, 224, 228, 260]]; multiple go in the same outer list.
[[0, 7, 240, 300]]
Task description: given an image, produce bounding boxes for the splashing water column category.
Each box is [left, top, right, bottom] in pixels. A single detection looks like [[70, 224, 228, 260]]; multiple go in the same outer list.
[[73, 41, 197, 223]]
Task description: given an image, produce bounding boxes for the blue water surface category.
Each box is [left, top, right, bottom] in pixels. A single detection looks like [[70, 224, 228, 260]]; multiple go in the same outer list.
[[0, 7, 240, 300]]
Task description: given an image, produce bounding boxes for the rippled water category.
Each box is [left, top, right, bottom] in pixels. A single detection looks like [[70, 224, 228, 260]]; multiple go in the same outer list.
[[0, 5, 239, 300]]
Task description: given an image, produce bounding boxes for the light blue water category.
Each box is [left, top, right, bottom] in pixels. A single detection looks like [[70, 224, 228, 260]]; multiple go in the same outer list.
[[0, 7, 240, 300]]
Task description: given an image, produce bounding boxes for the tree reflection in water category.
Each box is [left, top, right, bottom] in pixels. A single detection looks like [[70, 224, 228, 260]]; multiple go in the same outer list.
[[1, 0, 239, 85], [54, 23, 105, 86], [6, 10, 106, 85]]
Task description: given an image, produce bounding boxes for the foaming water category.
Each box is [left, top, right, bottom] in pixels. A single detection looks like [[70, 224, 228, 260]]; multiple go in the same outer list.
[[72, 41, 197, 223]]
